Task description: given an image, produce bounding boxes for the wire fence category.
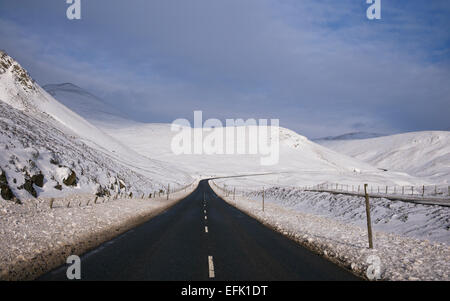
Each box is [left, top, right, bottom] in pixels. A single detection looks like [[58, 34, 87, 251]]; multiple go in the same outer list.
[[211, 180, 450, 207], [46, 180, 198, 209], [306, 183, 450, 199]]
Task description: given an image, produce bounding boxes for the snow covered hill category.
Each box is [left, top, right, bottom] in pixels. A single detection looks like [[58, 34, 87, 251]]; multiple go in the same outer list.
[[44, 81, 424, 188], [0, 51, 192, 202], [319, 132, 450, 184]]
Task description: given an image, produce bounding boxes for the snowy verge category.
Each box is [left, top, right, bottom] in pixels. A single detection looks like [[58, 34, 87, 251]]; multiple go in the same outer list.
[[305, 188, 450, 207], [210, 181, 450, 281], [0, 181, 198, 280]]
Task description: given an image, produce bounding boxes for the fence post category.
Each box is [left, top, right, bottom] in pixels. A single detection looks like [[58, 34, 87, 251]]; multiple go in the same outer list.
[[262, 187, 265, 212], [233, 187, 236, 200], [364, 184, 374, 249], [385, 186, 388, 194], [402, 186, 404, 195], [422, 185, 425, 197], [411, 186, 414, 196], [167, 183, 170, 200]]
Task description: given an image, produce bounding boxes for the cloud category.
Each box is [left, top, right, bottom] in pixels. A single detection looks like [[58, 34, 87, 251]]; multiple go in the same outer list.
[[0, 0, 449, 137]]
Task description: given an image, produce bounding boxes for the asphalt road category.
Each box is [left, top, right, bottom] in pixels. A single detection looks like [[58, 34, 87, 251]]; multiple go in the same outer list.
[[40, 180, 360, 281]]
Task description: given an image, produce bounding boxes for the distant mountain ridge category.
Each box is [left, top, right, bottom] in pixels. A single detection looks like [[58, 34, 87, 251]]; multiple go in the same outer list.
[[43, 83, 132, 126], [314, 132, 386, 141]]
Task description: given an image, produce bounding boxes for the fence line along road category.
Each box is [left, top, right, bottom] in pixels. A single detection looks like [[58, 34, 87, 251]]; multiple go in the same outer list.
[[305, 184, 450, 207], [212, 181, 450, 208]]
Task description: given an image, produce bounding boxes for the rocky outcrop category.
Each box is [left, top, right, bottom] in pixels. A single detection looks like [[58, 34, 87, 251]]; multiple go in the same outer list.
[[22, 178, 37, 198], [63, 170, 77, 186], [0, 169, 16, 201], [17, 172, 44, 198], [31, 173, 44, 188], [0, 51, 35, 91]]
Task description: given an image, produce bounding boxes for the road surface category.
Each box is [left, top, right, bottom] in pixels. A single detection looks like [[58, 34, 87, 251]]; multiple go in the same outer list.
[[40, 180, 360, 281]]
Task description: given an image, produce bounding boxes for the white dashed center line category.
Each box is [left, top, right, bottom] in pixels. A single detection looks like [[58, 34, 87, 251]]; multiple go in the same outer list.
[[208, 256, 215, 278], [204, 216, 207, 220], [205, 226, 208, 233]]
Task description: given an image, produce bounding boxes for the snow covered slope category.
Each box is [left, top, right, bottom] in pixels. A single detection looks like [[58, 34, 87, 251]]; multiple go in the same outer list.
[[0, 51, 192, 201], [44, 82, 424, 188], [319, 132, 450, 184]]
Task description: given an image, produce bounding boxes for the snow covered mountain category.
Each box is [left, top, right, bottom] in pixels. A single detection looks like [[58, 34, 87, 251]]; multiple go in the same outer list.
[[0, 51, 192, 202], [43, 81, 424, 188], [319, 132, 450, 184]]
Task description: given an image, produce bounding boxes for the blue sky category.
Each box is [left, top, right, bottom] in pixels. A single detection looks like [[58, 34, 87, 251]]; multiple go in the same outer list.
[[0, 0, 449, 138]]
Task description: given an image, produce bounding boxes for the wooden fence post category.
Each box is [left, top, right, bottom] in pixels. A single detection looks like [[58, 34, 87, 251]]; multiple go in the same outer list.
[[364, 184, 374, 249], [262, 187, 265, 212], [167, 183, 170, 200]]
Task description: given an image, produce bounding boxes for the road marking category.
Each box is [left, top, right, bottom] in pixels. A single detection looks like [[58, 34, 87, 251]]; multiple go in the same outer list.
[[204, 216, 207, 220], [208, 256, 215, 278], [205, 226, 208, 233], [204, 210, 206, 214]]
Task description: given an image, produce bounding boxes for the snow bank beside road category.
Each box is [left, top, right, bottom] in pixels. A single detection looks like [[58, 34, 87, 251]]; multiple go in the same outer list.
[[211, 182, 450, 280], [249, 187, 450, 244], [0, 183, 197, 280]]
